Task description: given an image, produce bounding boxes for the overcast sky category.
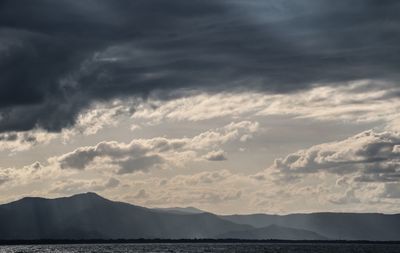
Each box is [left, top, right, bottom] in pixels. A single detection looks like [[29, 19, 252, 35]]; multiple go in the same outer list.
[[1, 0, 400, 214]]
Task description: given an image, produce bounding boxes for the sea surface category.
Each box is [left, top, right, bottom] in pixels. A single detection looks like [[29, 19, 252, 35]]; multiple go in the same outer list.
[[1, 243, 400, 253]]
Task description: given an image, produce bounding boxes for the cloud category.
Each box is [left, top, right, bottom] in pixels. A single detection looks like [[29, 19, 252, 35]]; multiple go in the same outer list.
[[379, 183, 400, 199], [57, 121, 258, 173], [132, 92, 268, 123], [204, 150, 227, 161], [58, 147, 98, 170], [1, 1, 399, 132], [57, 140, 165, 173], [115, 155, 164, 174], [329, 188, 361, 205], [0, 174, 10, 186], [133, 80, 400, 126], [61, 99, 137, 138], [0, 130, 56, 152], [270, 130, 400, 183], [104, 177, 120, 188], [49, 177, 120, 195], [0, 161, 54, 190]]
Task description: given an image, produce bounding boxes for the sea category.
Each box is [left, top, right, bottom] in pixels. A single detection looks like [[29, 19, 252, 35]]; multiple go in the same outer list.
[[1, 243, 400, 253]]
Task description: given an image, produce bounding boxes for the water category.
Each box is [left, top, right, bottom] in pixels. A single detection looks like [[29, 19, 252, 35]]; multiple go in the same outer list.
[[1, 243, 400, 253]]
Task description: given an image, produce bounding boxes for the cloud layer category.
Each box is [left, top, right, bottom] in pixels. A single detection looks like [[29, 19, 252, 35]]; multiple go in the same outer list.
[[133, 81, 400, 127], [1, 0, 400, 132], [57, 121, 258, 173]]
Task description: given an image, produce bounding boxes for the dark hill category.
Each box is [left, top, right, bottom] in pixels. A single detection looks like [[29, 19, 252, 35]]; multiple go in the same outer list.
[[2, 193, 400, 241], [0, 192, 250, 240]]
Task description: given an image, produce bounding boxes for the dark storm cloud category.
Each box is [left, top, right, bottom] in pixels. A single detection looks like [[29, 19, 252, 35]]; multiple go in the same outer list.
[[1, 0, 399, 132]]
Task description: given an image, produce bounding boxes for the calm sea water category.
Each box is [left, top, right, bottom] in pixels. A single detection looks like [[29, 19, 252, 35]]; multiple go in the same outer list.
[[1, 243, 400, 253]]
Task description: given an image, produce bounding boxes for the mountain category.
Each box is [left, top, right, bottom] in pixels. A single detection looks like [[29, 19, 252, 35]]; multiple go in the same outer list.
[[153, 206, 205, 215], [2, 193, 400, 241], [221, 213, 400, 241], [0, 193, 251, 240], [216, 224, 327, 240]]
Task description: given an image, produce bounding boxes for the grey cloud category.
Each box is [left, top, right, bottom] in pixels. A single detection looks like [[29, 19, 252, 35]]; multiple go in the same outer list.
[[329, 189, 361, 205], [0, 132, 17, 141], [1, 0, 400, 132], [104, 177, 120, 189], [379, 183, 400, 199], [115, 155, 164, 174], [273, 130, 400, 183], [204, 150, 227, 161], [58, 140, 153, 172], [250, 174, 267, 181], [0, 132, 36, 144], [31, 161, 42, 170], [57, 138, 185, 173], [59, 147, 97, 170], [0, 176, 9, 186], [0, 131, 53, 152]]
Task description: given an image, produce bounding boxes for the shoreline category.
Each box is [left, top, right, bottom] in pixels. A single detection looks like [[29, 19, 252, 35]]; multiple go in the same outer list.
[[1, 239, 400, 246]]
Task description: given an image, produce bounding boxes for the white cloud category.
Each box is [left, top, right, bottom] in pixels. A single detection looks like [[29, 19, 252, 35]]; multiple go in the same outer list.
[[61, 98, 138, 140], [57, 121, 258, 173], [267, 130, 400, 183], [132, 80, 400, 128], [244, 129, 400, 212]]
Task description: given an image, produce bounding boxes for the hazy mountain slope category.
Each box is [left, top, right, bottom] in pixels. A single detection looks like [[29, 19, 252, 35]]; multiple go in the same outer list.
[[2, 193, 400, 241], [216, 224, 327, 240], [0, 193, 251, 240], [221, 213, 400, 240]]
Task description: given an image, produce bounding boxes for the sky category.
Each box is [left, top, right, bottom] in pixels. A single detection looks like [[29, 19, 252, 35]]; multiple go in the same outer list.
[[0, 0, 400, 214]]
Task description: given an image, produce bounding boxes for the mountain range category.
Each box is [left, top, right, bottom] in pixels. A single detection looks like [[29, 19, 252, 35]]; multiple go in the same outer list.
[[0, 192, 399, 241], [221, 212, 400, 241]]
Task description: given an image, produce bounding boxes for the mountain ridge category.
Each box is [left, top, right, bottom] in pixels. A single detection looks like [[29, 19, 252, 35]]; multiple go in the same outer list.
[[1, 192, 400, 241], [221, 213, 400, 240], [0, 192, 250, 240], [152, 206, 206, 215]]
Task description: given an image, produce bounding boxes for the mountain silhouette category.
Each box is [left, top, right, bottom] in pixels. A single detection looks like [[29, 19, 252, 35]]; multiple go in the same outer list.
[[221, 213, 400, 241], [1, 193, 400, 240], [0, 193, 250, 239]]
